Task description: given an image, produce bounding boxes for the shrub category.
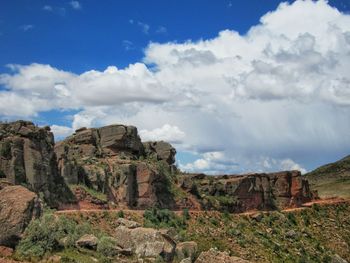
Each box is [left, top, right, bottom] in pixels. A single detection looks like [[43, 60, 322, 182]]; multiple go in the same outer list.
[[143, 208, 186, 229], [16, 214, 95, 260], [117, 210, 124, 218], [97, 236, 117, 257]]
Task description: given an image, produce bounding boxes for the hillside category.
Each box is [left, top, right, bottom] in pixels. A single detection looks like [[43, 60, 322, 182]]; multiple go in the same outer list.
[[305, 155, 350, 198]]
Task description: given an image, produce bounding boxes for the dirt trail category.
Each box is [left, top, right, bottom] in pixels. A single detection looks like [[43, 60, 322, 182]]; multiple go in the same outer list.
[[55, 198, 350, 217]]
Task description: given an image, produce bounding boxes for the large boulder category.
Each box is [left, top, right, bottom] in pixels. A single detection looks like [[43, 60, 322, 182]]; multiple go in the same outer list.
[[195, 248, 252, 263], [0, 121, 75, 207], [0, 185, 42, 247], [114, 226, 176, 261], [75, 234, 98, 250]]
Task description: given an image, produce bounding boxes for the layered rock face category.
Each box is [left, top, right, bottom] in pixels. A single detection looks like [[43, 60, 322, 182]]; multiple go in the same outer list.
[[55, 123, 315, 212], [55, 124, 177, 209], [181, 170, 315, 212], [0, 185, 42, 247], [0, 121, 75, 207]]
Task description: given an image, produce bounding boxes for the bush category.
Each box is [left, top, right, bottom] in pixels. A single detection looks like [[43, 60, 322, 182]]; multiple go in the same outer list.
[[16, 214, 95, 260], [97, 236, 117, 257], [143, 208, 186, 229], [117, 210, 124, 218]]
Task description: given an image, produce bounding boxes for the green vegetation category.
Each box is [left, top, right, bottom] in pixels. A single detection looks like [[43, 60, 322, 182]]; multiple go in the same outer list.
[[143, 208, 188, 230], [70, 184, 107, 202], [186, 203, 350, 263], [96, 236, 117, 257], [13, 211, 120, 262], [306, 155, 350, 198]]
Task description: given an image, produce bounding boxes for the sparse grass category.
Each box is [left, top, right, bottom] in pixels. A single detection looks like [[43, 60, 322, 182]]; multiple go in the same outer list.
[[70, 184, 107, 202]]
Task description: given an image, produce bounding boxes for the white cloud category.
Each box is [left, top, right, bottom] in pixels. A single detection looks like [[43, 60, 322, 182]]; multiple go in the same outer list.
[[70, 1, 81, 10], [140, 124, 185, 143], [1, 0, 350, 174], [50, 125, 74, 139], [280, 158, 307, 174]]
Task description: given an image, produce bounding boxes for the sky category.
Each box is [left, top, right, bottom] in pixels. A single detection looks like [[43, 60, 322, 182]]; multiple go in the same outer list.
[[1, 0, 350, 175]]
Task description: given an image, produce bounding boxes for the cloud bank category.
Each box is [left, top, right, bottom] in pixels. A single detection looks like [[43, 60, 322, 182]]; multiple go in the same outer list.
[[1, 0, 350, 174]]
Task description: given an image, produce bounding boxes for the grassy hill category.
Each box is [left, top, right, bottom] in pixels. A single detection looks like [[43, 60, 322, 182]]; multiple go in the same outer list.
[[305, 155, 350, 198]]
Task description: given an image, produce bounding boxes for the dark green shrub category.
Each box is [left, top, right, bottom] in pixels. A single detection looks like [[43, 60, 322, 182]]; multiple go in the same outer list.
[[117, 210, 124, 218], [143, 208, 186, 229]]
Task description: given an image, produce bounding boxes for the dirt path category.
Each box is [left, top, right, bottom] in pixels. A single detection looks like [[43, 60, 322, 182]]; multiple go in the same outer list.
[[55, 197, 350, 217]]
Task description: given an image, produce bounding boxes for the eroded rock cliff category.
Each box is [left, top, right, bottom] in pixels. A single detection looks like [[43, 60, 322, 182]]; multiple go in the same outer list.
[[54, 123, 316, 212], [55, 124, 177, 209], [0, 121, 75, 207]]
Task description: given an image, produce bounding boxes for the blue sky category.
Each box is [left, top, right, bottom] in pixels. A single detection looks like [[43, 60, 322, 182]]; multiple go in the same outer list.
[[1, 0, 350, 174]]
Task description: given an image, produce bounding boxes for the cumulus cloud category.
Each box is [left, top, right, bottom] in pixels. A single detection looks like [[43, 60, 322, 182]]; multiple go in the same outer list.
[[140, 124, 185, 143], [50, 125, 74, 139], [1, 0, 350, 174]]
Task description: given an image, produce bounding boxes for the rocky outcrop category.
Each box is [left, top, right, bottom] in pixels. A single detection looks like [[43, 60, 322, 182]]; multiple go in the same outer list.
[[181, 170, 315, 212], [55, 125, 176, 209], [143, 141, 176, 165], [0, 121, 75, 207], [195, 248, 252, 263], [54, 123, 315, 212], [0, 185, 42, 247], [114, 226, 176, 261]]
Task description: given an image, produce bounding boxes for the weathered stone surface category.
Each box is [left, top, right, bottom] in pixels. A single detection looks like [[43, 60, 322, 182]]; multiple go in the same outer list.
[[176, 241, 198, 261], [116, 218, 141, 229], [185, 170, 315, 212], [143, 141, 176, 165], [0, 120, 75, 207], [114, 226, 176, 261], [75, 234, 98, 250], [195, 248, 252, 263], [0, 185, 42, 247]]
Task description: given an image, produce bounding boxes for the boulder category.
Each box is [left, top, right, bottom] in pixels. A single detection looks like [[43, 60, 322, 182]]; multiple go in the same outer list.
[[75, 234, 98, 250], [116, 218, 141, 229], [180, 258, 192, 263], [175, 241, 198, 261], [114, 226, 176, 261], [0, 185, 42, 247], [195, 248, 252, 263]]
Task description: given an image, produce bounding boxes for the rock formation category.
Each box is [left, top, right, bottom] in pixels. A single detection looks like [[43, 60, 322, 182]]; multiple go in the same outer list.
[[55, 124, 177, 209], [54, 123, 316, 212], [0, 185, 42, 247], [181, 171, 315, 212], [0, 121, 75, 207]]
